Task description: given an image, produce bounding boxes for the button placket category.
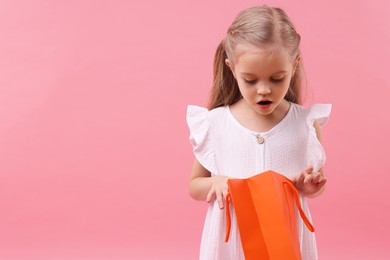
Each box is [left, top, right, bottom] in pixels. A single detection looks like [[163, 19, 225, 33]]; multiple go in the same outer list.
[[255, 133, 266, 173]]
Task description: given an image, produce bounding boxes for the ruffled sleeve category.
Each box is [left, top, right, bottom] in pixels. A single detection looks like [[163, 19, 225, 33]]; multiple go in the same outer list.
[[306, 104, 332, 172], [186, 105, 218, 174]]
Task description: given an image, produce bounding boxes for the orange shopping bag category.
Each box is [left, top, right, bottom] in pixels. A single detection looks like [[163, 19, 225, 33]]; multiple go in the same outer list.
[[224, 171, 315, 260]]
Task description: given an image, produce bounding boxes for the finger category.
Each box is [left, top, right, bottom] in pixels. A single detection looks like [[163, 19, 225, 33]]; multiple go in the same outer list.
[[317, 178, 327, 190], [312, 172, 322, 184], [222, 187, 229, 200], [216, 190, 224, 209], [301, 167, 314, 185], [206, 188, 215, 203], [304, 173, 314, 184], [305, 166, 314, 174], [294, 172, 305, 190], [295, 172, 305, 183]]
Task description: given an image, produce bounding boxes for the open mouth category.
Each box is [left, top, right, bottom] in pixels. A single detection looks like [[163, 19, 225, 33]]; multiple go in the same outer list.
[[257, 100, 272, 105]]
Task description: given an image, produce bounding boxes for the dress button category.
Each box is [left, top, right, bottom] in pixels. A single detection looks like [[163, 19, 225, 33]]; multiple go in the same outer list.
[[257, 135, 264, 144]]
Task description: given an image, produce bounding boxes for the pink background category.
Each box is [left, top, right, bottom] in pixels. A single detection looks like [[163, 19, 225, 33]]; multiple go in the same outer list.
[[0, 0, 389, 259]]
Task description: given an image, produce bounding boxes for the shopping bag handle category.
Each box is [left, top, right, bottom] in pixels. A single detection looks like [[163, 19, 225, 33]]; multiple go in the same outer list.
[[224, 193, 232, 242], [283, 181, 315, 232]]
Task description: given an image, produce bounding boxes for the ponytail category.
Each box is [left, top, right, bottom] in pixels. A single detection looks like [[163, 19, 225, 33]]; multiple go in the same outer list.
[[285, 60, 303, 104], [208, 41, 242, 110]]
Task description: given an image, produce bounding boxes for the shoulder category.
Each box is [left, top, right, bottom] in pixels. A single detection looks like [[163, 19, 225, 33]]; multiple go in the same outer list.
[[305, 103, 332, 140], [186, 105, 229, 139], [289, 103, 332, 123], [186, 105, 227, 125], [208, 106, 227, 120], [306, 104, 332, 127], [187, 105, 226, 115], [186, 105, 221, 174]]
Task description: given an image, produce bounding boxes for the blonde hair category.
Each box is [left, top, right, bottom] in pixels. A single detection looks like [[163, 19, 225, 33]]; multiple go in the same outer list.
[[208, 6, 303, 109]]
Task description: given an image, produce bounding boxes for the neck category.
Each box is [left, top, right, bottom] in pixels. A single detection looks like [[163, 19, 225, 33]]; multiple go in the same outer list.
[[230, 99, 291, 133]]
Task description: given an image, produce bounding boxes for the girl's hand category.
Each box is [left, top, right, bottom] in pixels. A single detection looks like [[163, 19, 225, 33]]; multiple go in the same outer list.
[[294, 166, 327, 198], [206, 175, 229, 209]]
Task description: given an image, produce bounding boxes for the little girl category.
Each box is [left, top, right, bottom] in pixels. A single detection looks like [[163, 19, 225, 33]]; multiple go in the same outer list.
[[186, 5, 331, 260]]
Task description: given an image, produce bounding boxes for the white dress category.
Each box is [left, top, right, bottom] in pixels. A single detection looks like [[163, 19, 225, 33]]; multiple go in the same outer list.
[[186, 102, 332, 260]]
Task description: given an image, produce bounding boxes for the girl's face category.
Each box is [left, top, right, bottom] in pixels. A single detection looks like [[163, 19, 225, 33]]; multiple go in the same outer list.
[[226, 46, 299, 118]]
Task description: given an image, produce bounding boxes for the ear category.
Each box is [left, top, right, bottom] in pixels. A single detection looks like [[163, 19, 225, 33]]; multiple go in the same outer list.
[[225, 59, 236, 78]]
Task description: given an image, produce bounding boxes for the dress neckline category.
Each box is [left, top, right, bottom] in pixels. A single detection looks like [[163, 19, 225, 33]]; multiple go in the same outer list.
[[226, 102, 294, 137]]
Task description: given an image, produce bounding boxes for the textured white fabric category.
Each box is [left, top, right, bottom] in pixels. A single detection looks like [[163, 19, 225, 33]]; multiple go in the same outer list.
[[186, 102, 332, 260]]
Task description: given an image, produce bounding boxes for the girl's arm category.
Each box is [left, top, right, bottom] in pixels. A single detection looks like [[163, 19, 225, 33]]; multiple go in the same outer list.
[[189, 159, 229, 209], [294, 120, 327, 198]]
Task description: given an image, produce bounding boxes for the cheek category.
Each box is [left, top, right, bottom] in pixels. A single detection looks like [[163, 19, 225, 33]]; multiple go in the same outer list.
[[282, 81, 291, 90], [238, 86, 257, 101], [278, 84, 290, 96], [278, 77, 293, 94], [237, 84, 249, 96]]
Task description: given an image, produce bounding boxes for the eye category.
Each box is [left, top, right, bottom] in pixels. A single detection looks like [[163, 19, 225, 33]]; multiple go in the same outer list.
[[244, 79, 257, 84], [270, 77, 284, 83]]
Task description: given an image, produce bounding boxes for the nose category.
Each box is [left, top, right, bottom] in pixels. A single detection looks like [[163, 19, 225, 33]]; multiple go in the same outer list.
[[256, 83, 271, 95]]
